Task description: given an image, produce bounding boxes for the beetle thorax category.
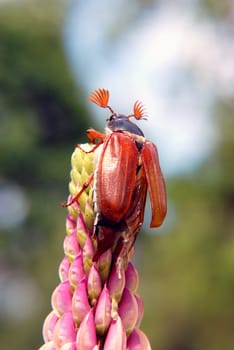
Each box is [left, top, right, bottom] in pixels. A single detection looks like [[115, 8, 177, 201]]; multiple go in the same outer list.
[[106, 114, 145, 137]]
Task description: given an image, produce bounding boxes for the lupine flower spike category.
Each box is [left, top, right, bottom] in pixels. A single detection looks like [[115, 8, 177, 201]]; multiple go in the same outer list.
[[38, 89, 167, 350]]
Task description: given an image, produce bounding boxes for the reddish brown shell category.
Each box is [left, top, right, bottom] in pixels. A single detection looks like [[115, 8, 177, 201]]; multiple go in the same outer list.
[[97, 132, 138, 223], [141, 141, 167, 227]]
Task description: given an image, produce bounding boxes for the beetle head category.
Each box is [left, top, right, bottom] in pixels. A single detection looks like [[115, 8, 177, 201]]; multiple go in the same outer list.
[[88, 88, 147, 137], [106, 114, 144, 137]]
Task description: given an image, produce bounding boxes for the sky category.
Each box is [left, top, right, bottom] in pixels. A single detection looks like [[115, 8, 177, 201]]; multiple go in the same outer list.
[[63, 0, 234, 177]]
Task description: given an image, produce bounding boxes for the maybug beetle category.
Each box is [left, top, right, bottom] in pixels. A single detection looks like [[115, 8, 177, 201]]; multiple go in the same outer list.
[[66, 88, 167, 260]]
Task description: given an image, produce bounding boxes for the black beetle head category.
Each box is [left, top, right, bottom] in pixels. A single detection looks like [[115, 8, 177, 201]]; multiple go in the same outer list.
[[106, 114, 144, 137]]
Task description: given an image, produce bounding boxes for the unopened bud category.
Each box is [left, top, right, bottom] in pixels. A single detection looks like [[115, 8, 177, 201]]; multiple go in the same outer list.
[[76, 212, 90, 237], [68, 253, 85, 288], [87, 262, 102, 305], [107, 263, 125, 302], [83, 197, 94, 231], [97, 249, 112, 282], [38, 341, 56, 350], [59, 256, 70, 282], [127, 328, 152, 350], [82, 235, 94, 274], [125, 262, 139, 293], [53, 311, 76, 348], [72, 277, 90, 325], [76, 308, 97, 350], [118, 288, 138, 335], [66, 213, 76, 235], [103, 316, 126, 350], [95, 285, 112, 335], [64, 230, 80, 260], [42, 311, 58, 342], [135, 294, 144, 327], [60, 342, 77, 350], [51, 281, 72, 316]]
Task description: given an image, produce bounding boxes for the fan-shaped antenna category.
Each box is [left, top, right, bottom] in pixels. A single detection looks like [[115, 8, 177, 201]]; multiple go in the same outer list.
[[88, 88, 115, 114], [129, 100, 147, 120]]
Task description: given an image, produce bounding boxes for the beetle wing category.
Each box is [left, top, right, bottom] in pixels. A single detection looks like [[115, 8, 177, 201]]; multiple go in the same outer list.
[[125, 166, 147, 233], [122, 166, 148, 255], [97, 132, 138, 223], [141, 141, 167, 227]]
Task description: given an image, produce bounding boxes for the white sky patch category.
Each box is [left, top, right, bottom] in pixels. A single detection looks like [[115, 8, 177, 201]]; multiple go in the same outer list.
[[63, 0, 234, 176]]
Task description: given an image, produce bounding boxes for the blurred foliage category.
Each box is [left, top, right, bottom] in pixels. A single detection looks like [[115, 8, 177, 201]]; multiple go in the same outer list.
[[0, 1, 233, 350], [137, 96, 234, 350], [0, 1, 93, 349], [198, 0, 234, 21], [135, 4, 234, 350]]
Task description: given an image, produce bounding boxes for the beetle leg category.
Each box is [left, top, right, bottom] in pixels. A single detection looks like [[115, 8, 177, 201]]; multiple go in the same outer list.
[[86, 128, 106, 144], [114, 232, 134, 275], [75, 129, 105, 154], [92, 211, 102, 237], [61, 173, 94, 208], [76, 142, 102, 154]]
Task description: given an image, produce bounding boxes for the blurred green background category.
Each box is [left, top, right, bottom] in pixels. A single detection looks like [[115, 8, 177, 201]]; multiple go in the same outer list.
[[0, 1, 233, 350]]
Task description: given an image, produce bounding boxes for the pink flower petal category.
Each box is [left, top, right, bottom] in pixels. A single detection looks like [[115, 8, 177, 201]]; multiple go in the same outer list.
[[93, 345, 100, 350], [42, 311, 58, 342], [95, 284, 112, 335], [125, 262, 139, 293], [59, 256, 70, 282], [135, 294, 144, 327], [76, 308, 97, 350], [77, 212, 90, 235], [66, 213, 76, 234], [53, 311, 76, 348], [97, 249, 112, 282], [107, 263, 125, 302], [72, 277, 90, 325], [127, 328, 151, 350], [103, 316, 126, 350], [83, 236, 94, 274], [60, 342, 77, 350], [69, 253, 85, 287], [87, 262, 102, 305], [118, 288, 138, 334], [64, 230, 80, 260], [51, 281, 72, 316], [38, 341, 56, 350]]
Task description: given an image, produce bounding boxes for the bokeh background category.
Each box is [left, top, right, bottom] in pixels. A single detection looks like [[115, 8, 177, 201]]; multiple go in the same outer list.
[[0, 1, 234, 349]]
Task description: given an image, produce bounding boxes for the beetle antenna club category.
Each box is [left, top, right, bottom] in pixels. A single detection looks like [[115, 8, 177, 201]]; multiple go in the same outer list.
[[128, 100, 148, 121], [88, 88, 115, 114]]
